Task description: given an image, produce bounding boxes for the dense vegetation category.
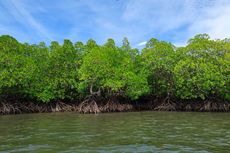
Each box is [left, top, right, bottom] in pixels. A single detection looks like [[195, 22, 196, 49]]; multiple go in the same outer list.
[[0, 34, 229, 113]]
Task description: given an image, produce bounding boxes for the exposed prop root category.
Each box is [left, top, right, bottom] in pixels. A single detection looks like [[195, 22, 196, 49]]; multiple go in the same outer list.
[[50, 101, 75, 112], [183, 102, 202, 111], [79, 98, 100, 114], [154, 97, 177, 111], [0, 101, 80, 115], [0, 98, 229, 115], [185, 104, 192, 111], [100, 100, 133, 112], [0, 102, 21, 114], [200, 101, 230, 112], [218, 103, 230, 112]]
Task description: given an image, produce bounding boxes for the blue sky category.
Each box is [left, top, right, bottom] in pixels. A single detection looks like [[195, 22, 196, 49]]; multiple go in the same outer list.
[[0, 0, 230, 47]]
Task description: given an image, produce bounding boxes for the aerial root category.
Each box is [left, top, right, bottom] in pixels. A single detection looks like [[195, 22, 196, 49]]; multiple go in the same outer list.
[[0, 102, 21, 114], [50, 101, 77, 112], [154, 97, 177, 111], [101, 100, 133, 112], [79, 97, 100, 114], [0, 101, 80, 115], [0, 98, 229, 115], [200, 101, 230, 112]]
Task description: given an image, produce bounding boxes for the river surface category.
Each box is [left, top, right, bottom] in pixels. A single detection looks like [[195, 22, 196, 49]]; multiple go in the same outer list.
[[0, 112, 229, 153]]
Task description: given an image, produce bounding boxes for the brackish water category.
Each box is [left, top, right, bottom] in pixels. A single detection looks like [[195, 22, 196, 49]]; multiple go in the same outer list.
[[0, 112, 229, 153]]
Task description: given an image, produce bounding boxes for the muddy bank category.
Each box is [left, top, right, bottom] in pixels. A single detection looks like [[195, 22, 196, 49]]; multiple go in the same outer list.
[[0, 97, 229, 115]]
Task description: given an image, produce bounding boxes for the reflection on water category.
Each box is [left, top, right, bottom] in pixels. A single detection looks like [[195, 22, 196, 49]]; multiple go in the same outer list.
[[0, 112, 229, 152]]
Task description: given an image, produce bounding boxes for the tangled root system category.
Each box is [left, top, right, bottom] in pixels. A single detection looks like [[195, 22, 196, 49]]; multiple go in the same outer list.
[[79, 97, 100, 114], [100, 100, 133, 112], [0, 97, 229, 115], [154, 97, 177, 111]]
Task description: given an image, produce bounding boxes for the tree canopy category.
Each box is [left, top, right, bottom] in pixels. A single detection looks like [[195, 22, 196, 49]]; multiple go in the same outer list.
[[0, 34, 229, 103]]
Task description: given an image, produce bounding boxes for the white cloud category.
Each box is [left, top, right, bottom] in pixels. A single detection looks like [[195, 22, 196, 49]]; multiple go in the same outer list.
[[122, 0, 197, 33], [66, 0, 230, 46], [0, 0, 52, 41], [173, 42, 187, 47], [137, 41, 147, 46], [122, 0, 230, 43], [188, 4, 230, 39], [1, 0, 229, 45]]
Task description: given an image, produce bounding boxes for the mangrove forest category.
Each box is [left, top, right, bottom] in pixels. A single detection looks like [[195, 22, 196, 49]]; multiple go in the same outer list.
[[0, 34, 229, 114]]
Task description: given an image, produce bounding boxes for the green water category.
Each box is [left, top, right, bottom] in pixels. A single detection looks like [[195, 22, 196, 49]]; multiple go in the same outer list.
[[0, 112, 229, 153]]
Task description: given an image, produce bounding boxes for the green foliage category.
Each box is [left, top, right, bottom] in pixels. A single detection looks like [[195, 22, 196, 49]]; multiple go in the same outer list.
[[24, 42, 53, 102], [141, 38, 175, 97], [0, 35, 34, 98], [174, 34, 229, 100], [0, 34, 229, 103], [79, 38, 149, 100], [174, 57, 224, 99], [30, 40, 81, 102]]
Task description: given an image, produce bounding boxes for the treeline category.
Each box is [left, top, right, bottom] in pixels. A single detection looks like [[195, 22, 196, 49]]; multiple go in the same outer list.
[[0, 34, 229, 106]]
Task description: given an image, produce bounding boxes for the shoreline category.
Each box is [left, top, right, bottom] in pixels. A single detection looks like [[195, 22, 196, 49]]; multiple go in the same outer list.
[[1, 99, 229, 115]]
